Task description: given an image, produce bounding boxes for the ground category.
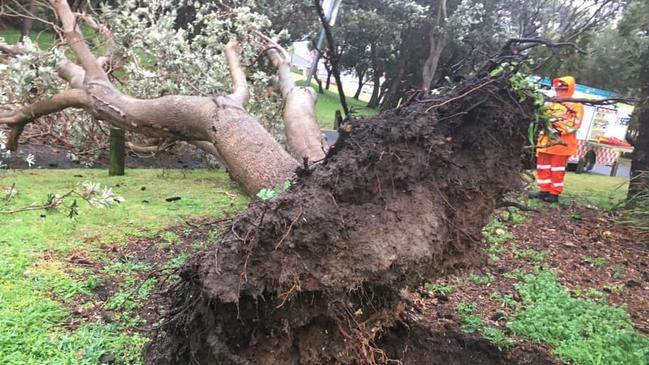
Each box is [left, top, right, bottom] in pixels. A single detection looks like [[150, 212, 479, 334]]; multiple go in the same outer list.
[[1, 168, 647, 365], [0, 169, 248, 364]]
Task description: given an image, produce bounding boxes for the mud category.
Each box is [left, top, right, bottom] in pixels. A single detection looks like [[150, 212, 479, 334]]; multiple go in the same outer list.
[[144, 77, 535, 364]]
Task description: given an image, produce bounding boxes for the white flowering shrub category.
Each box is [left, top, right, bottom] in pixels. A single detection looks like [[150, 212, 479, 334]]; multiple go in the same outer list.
[[0, 0, 288, 168]]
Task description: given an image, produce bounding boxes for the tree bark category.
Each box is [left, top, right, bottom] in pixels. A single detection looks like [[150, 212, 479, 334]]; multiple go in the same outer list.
[[109, 128, 125, 176], [421, 29, 446, 92], [353, 68, 366, 100], [324, 62, 333, 90], [367, 42, 382, 108], [421, 0, 448, 92], [628, 93, 649, 201], [19, 0, 37, 43]]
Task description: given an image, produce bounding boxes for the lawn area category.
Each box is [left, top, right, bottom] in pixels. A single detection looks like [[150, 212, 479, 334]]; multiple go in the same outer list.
[[0, 169, 248, 364], [562, 172, 628, 209], [294, 74, 377, 130]]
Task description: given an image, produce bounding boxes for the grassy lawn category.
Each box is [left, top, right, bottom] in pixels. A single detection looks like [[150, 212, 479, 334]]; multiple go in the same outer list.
[[0, 169, 248, 364], [562, 172, 628, 209], [294, 74, 377, 130]]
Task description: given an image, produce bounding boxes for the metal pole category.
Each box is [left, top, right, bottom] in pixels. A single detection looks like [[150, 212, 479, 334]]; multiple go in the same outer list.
[[305, 0, 342, 86]]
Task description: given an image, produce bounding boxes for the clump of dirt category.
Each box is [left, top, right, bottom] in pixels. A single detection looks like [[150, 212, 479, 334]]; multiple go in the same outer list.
[[145, 77, 535, 364]]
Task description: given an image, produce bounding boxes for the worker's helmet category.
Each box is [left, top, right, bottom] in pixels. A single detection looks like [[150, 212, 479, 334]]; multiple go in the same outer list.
[[552, 76, 576, 97]]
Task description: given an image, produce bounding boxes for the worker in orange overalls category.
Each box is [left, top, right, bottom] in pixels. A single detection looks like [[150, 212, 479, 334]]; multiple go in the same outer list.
[[529, 76, 584, 203]]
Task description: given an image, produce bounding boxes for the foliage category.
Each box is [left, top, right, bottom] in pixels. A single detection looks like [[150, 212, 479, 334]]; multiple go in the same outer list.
[[256, 179, 291, 200], [509, 269, 649, 365], [583, 256, 608, 267], [482, 218, 515, 255], [457, 302, 515, 350], [424, 282, 455, 294]]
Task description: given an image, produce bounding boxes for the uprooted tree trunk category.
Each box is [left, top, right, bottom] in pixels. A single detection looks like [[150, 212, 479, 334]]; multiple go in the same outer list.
[[0, 0, 325, 196], [144, 75, 534, 364]]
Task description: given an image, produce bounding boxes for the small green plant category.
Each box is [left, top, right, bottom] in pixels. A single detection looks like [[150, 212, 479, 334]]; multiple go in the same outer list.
[[500, 207, 528, 224], [168, 252, 190, 269], [574, 287, 608, 302], [512, 246, 548, 263], [256, 180, 291, 200], [604, 284, 624, 294], [491, 291, 518, 308], [458, 302, 484, 333], [470, 273, 494, 285], [583, 256, 608, 267], [611, 265, 626, 279], [106, 290, 139, 311], [503, 268, 527, 280], [509, 269, 649, 365], [458, 302, 514, 350], [482, 327, 515, 350], [161, 231, 179, 243], [424, 282, 455, 295]]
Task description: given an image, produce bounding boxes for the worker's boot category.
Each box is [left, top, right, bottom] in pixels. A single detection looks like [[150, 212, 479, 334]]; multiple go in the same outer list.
[[542, 194, 559, 203], [527, 191, 550, 200]]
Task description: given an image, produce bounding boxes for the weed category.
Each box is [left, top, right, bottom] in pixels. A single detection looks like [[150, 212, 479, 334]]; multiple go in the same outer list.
[[611, 265, 626, 279], [424, 282, 455, 295], [512, 246, 548, 263], [583, 256, 608, 267], [490, 291, 518, 308], [503, 268, 527, 280], [168, 252, 190, 269], [137, 278, 157, 300], [482, 327, 515, 350], [470, 273, 495, 285], [457, 302, 514, 350], [509, 269, 649, 365], [103, 260, 152, 275], [483, 219, 515, 248], [161, 231, 179, 244], [106, 290, 139, 311], [500, 207, 528, 224], [604, 284, 624, 294]]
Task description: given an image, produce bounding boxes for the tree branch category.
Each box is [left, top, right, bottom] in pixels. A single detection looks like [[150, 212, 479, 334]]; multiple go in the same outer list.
[[49, 0, 108, 82], [0, 89, 90, 150], [314, 0, 350, 120], [224, 39, 250, 106]]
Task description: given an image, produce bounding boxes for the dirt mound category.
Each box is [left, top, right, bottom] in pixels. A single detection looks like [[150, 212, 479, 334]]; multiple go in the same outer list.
[[144, 77, 534, 364]]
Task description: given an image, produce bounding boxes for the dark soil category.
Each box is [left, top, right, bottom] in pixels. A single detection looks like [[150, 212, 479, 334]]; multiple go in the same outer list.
[[143, 77, 537, 364]]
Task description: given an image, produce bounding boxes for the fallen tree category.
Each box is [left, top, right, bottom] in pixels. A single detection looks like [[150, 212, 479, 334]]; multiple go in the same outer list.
[[144, 74, 535, 364], [0, 0, 324, 195], [2, 2, 550, 364]]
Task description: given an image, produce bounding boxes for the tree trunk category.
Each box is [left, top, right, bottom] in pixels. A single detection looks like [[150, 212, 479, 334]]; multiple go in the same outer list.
[[108, 127, 125, 176], [19, 0, 37, 43], [367, 43, 382, 108], [381, 39, 409, 110], [353, 69, 365, 100], [421, 28, 446, 92], [325, 63, 333, 90], [628, 93, 649, 201], [313, 72, 324, 94]]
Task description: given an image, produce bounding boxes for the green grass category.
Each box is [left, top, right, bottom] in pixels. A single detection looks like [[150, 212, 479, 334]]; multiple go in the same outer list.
[[509, 269, 649, 365], [294, 75, 376, 129], [0, 169, 248, 364], [560, 172, 628, 209], [0, 26, 96, 50]]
